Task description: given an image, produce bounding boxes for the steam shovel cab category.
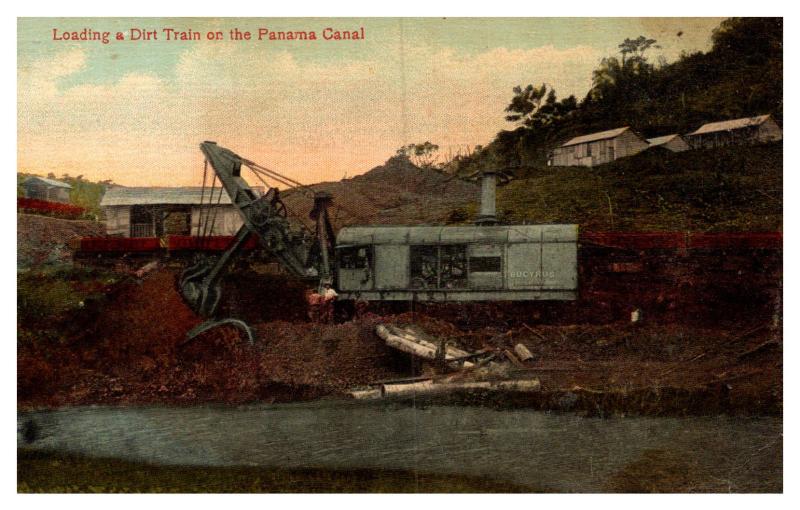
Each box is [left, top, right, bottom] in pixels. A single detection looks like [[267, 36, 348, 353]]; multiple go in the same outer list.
[[335, 224, 578, 302]]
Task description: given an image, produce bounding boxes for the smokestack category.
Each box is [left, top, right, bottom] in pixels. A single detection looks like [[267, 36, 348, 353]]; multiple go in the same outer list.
[[475, 170, 498, 225]]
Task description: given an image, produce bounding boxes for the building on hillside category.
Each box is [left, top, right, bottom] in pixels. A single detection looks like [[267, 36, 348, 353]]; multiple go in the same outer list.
[[99, 186, 262, 238], [22, 176, 72, 203], [550, 127, 649, 167], [686, 114, 782, 149], [646, 134, 691, 153]]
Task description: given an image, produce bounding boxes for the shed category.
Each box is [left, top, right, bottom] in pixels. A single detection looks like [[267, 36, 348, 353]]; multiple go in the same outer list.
[[686, 114, 782, 149], [100, 186, 252, 238], [22, 176, 72, 203], [646, 134, 691, 153], [550, 127, 649, 167]]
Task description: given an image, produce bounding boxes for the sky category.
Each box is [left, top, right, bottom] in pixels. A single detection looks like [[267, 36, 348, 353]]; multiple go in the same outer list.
[[18, 17, 725, 187]]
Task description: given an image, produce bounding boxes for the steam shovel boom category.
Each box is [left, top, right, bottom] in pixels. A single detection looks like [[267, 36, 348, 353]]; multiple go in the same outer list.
[[179, 141, 334, 321]]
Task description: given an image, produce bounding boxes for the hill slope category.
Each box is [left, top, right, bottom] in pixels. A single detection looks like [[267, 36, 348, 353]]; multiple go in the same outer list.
[[493, 142, 782, 232], [281, 156, 480, 230]]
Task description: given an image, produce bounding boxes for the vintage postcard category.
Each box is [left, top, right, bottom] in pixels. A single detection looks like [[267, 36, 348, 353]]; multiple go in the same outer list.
[[16, 17, 782, 493]]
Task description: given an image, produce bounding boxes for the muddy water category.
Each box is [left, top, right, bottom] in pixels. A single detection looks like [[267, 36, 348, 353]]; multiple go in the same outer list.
[[18, 401, 782, 492]]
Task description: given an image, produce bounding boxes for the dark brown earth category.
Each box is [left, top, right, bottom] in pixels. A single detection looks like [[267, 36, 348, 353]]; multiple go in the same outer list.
[[17, 266, 782, 416]]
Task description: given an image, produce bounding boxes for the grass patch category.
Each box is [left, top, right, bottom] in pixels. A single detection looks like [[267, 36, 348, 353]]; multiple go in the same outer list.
[[18, 449, 529, 493], [495, 142, 782, 231], [17, 265, 123, 344]]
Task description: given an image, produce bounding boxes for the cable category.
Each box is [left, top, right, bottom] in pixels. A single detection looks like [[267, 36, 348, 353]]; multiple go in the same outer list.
[[200, 173, 218, 244], [205, 182, 226, 242], [197, 159, 209, 237]]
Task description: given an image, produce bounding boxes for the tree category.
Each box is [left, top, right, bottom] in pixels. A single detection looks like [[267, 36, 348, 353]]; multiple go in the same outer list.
[[506, 84, 577, 130], [505, 84, 548, 127], [396, 142, 440, 169], [618, 36, 660, 64]]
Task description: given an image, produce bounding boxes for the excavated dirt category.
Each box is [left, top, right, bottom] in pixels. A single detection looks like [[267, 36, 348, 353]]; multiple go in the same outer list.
[[17, 213, 105, 269], [281, 156, 479, 228], [17, 267, 782, 416]]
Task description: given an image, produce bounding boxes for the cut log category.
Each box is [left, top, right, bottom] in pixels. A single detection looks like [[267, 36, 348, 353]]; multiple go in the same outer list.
[[348, 388, 382, 400], [378, 378, 541, 398], [514, 343, 534, 362], [503, 349, 526, 368], [387, 325, 471, 358], [376, 324, 473, 367], [382, 380, 437, 397], [377, 324, 438, 359]]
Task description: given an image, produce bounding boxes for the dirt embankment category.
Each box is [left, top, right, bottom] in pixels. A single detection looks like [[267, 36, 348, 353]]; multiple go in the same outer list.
[[17, 267, 782, 416], [18, 269, 408, 407], [281, 156, 478, 229], [18, 213, 104, 269]]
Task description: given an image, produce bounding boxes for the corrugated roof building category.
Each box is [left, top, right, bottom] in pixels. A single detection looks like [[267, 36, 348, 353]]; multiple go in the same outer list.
[[686, 114, 782, 149], [646, 134, 691, 153], [100, 186, 257, 238], [550, 127, 649, 167], [22, 176, 72, 203]]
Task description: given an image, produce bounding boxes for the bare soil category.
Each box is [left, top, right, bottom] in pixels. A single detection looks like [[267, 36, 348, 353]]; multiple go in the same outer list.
[[17, 267, 781, 416], [17, 213, 105, 269]]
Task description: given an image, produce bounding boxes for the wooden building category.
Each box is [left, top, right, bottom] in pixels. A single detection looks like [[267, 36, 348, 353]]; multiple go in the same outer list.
[[686, 114, 782, 149], [22, 176, 72, 203], [100, 187, 256, 238], [646, 134, 691, 153], [550, 127, 649, 167]]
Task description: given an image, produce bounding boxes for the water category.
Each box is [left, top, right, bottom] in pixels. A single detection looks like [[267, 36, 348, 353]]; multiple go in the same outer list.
[[18, 400, 782, 492]]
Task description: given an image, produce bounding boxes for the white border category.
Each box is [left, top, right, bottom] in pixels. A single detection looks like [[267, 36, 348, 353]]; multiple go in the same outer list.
[[3, 1, 794, 508]]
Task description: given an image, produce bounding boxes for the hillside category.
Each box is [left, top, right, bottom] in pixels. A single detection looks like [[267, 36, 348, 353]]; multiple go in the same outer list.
[[451, 18, 782, 175], [300, 142, 781, 233], [281, 156, 480, 230], [18, 213, 105, 269], [492, 142, 782, 232]]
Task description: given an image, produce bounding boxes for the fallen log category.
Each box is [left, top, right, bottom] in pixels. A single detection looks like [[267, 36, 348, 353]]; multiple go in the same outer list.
[[514, 343, 534, 362], [349, 388, 383, 400], [503, 349, 526, 368], [387, 325, 471, 358], [348, 378, 542, 399], [376, 324, 474, 367]]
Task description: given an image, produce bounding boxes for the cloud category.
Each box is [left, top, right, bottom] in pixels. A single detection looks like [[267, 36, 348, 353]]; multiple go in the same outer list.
[[18, 42, 603, 186]]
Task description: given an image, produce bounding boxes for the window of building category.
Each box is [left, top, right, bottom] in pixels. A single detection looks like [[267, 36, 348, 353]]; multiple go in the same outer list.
[[130, 205, 155, 237]]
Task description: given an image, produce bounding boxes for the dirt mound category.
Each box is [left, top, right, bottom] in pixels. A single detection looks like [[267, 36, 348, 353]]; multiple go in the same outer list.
[[17, 266, 781, 416], [17, 213, 104, 269], [18, 268, 408, 407], [281, 156, 479, 229]]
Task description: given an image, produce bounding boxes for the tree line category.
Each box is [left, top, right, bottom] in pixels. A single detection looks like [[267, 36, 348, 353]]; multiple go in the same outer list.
[[397, 18, 782, 177]]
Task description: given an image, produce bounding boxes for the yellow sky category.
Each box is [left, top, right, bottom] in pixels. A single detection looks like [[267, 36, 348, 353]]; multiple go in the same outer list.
[[17, 18, 724, 187]]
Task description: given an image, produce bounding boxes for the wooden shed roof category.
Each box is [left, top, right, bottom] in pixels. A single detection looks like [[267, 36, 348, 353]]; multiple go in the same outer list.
[[23, 176, 72, 189], [646, 134, 683, 147], [689, 115, 773, 136], [100, 186, 234, 207], [560, 127, 631, 148]]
